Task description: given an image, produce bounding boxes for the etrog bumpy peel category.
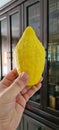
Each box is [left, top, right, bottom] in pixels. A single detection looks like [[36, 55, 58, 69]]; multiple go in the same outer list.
[[14, 26, 45, 86]]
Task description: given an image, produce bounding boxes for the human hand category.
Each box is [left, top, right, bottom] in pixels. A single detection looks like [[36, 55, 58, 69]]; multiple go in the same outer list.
[[0, 69, 42, 130]]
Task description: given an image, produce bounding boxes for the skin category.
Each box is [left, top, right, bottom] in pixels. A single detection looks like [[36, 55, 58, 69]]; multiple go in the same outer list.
[[0, 69, 43, 130]]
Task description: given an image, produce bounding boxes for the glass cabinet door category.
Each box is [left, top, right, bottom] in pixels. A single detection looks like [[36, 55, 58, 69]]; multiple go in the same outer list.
[[28, 123, 53, 130], [28, 2, 40, 39], [1, 18, 11, 78], [24, 1, 41, 103], [23, 115, 53, 130], [48, 0, 59, 110], [10, 12, 20, 69]]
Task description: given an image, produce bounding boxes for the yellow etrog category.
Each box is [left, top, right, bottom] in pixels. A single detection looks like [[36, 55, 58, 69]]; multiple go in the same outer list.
[[14, 26, 45, 86]]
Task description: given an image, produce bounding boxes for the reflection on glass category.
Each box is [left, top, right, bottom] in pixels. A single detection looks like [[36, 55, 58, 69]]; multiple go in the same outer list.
[[0, 0, 12, 8], [1, 18, 11, 77], [30, 90, 41, 103], [28, 2, 40, 38], [11, 13, 19, 68], [27, 2, 40, 102], [48, 0, 59, 110]]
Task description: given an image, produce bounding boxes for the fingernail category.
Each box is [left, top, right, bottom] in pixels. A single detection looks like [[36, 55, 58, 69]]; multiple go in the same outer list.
[[36, 83, 42, 89], [20, 72, 29, 83]]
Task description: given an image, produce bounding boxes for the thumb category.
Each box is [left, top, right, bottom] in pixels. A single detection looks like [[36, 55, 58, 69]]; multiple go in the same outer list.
[[0, 72, 29, 101]]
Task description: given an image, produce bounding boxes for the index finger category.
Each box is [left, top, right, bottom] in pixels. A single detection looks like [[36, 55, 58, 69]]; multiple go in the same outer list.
[[1, 69, 18, 87], [0, 72, 29, 102]]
